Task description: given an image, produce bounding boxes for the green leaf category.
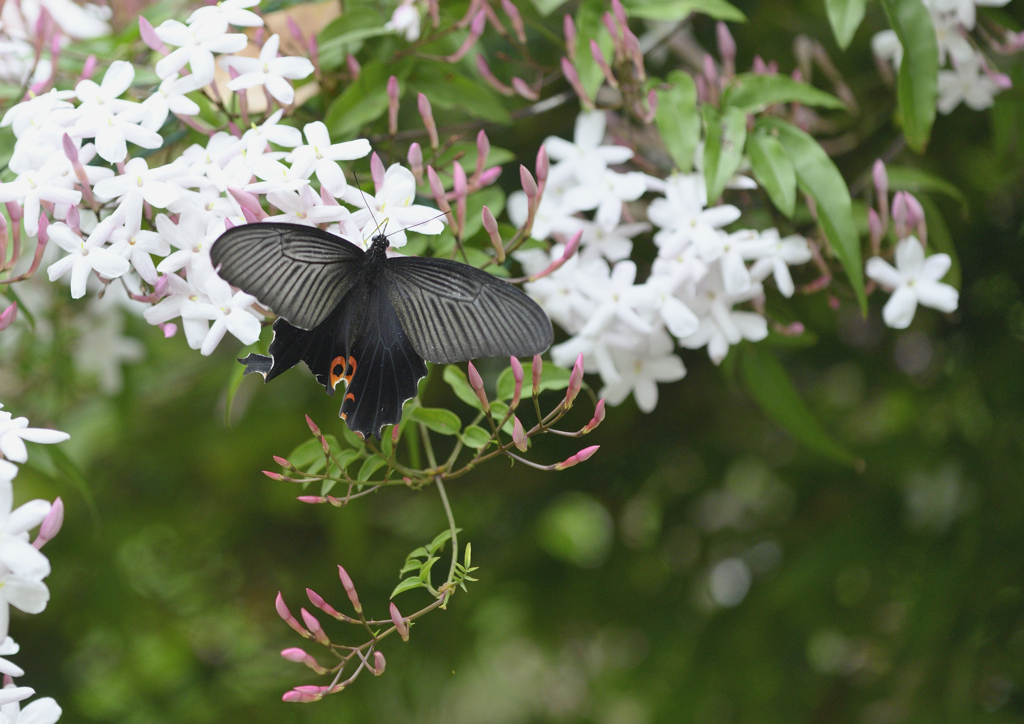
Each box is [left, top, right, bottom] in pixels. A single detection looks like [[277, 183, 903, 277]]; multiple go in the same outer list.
[[461, 425, 492, 449], [391, 577, 427, 598], [341, 424, 367, 450], [623, 0, 746, 21], [419, 555, 441, 583], [722, 73, 847, 114], [881, 0, 938, 153], [574, 0, 615, 99], [325, 59, 412, 138], [428, 528, 457, 554], [399, 558, 424, 576], [885, 166, 968, 216], [288, 438, 327, 470], [739, 344, 859, 467], [413, 64, 511, 124], [317, 7, 390, 68], [825, 0, 867, 49], [916, 195, 961, 289], [746, 132, 797, 218], [655, 70, 701, 172], [357, 455, 387, 481], [759, 118, 866, 315], [496, 361, 571, 400], [703, 105, 747, 204], [408, 407, 462, 436]]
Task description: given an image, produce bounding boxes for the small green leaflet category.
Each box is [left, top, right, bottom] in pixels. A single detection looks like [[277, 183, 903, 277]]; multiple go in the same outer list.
[[746, 132, 797, 218], [722, 73, 847, 114], [655, 71, 701, 172], [881, 0, 938, 153], [702, 105, 747, 204], [408, 407, 462, 436], [825, 0, 867, 50], [623, 0, 745, 22], [443, 365, 484, 410]]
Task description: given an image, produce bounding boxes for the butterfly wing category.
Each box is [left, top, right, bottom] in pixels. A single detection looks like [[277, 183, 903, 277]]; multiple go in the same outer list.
[[241, 273, 427, 440], [211, 223, 365, 330], [385, 257, 553, 364]]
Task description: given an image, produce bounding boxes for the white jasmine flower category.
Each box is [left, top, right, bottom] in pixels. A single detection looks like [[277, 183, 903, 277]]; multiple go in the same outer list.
[[0, 688, 62, 724], [0, 155, 82, 237], [154, 17, 248, 85], [266, 185, 358, 226], [865, 236, 958, 329], [647, 173, 741, 257], [108, 214, 170, 284], [544, 110, 634, 186], [385, 1, 421, 41], [599, 331, 686, 413], [937, 55, 1001, 114], [286, 121, 371, 197], [46, 218, 130, 299], [0, 682, 35, 709], [742, 229, 813, 298], [141, 73, 205, 130], [242, 108, 302, 156], [155, 205, 220, 276], [189, 0, 263, 28], [340, 163, 445, 248], [0, 407, 69, 465], [678, 266, 768, 365], [181, 266, 262, 355], [0, 483, 51, 580], [93, 157, 183, 222], [223, 33, 314, 106]]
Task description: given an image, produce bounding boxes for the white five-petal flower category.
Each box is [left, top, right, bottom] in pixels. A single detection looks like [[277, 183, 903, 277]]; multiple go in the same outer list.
[[865, 236, 959, 329], [222, 34, 314, 106]]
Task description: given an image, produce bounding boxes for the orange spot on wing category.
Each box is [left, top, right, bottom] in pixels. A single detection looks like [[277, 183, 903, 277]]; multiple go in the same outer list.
[[344, 355, 357, 384], [329, 355, 346, 390], [345, 393, 355, 402]]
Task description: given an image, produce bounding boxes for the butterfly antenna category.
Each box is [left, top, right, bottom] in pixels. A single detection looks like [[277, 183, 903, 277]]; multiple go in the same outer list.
[[353, 171, 386, 245]]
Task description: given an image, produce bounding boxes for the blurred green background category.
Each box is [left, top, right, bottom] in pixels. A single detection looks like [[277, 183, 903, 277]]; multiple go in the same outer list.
[[4, 0, 1024, 722]]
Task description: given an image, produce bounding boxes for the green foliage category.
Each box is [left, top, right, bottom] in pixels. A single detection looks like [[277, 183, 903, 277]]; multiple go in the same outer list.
[[622, 0, 746, 22], [746, 131, 797, 217], [881, 0, 939, 153], [722, 73, 847, 114], [825, 0, 867, 49], [655, 70, 701, 172], [702, 105, 747, 204], [392, 528, 462, 598]]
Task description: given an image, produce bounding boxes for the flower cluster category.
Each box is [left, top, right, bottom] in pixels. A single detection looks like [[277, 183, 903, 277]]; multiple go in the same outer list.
[[512, 110, 813, 412], [0, 404, 67, 723], [872, 0, 1015, 113]]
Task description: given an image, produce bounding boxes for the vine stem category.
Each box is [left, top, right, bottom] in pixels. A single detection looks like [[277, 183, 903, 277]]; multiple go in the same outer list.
[[420, 423, 459, 595]]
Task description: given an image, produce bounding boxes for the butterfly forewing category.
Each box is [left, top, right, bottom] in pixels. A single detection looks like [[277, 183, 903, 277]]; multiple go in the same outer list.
[[211, 223, 364, 330], [385, 257, 553, 364]]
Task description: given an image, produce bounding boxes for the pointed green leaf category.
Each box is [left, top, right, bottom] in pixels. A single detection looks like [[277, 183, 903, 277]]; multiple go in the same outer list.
[[703, 105, 747, 203], [885, 166, 968, 216], [326, 59, 412, 138], [746, 132, 797, 218], [623, 0, 745, 21], [399, 559, 424, 576], [739, 344, 859, 467], [881, 0, 938, 153], [723, 73, 847, 114], [656, 70, 701, 172], [443, 365, 482, 410], [461, 425, 492, 449], [409, 407, 462, 436], [574, 0, 615, 99], [357, 455, 387, 481], [391, 577, 427, 598], [758, 118, 866, 315], [825, 0, 866, 49], [428, 528, 458, 554]]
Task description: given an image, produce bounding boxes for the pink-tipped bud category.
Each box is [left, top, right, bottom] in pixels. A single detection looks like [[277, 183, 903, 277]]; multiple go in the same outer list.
[[390, 601, 410, 641], [716, 22, 736, 73], [903, 192, 924, 229], [501, 0, 527, 43], [300, 608, 330, 645], [562, 229, 583, 261], [283, 686, 327, 703], [612, 0, 628, 30], [417, 93, 439, 149], [482, 206, 504, 262], [81, 54, 97, 81], [228, 187, 266, 220], [892, 191, 910, 238], [555, 445, 600, 470], [61, 132, 79, 164], [470, 8, 486, 35], [583, 399, 606, 433], [408, 142, 423, 183], [297, 495, 326, 504], [512, 416, 528, 451], [453, 160, 468, 197], [31, 496, 62, 549], [535, 146, 549, 185], [161, 322, 177, 338], [338, 565, 362, 614], [872, 159, 888, 203], [476, 129, 490, 176], [467, 361, 490, 413], [476, 54, 515, 96], [532, 354, 543, 396], [346, 53, 361, 80], [0, 301, 16, 332], [387, 75, 400, 135], [139, 16, 167, 53], [560, 56, 592, 108], [511, 77, 539, 100], [286, 15, 303, 40], [564, 14, 577, 60], [392, 424, 401, 446], [519, 165, 537, 198], [65, 204, 79, 234], [262, 470, 284, 481], [373, 651, 386, 675], [276, 592, 311, 637], [273, 455, 292, 469], [510, 356, 524, 408], [321, 435, 330, 454], [477, 166, 502, 186], [702, 53, 718, 88], [565, 353, 584, 408], [240, 208, 259, 225], [868, 208, 883, 249], [306, 415, 321, 436], [370, 152, 385, 193], [590, 39, 618, 89], [307, 588, 345, 620], [426, 166, 453, 222]]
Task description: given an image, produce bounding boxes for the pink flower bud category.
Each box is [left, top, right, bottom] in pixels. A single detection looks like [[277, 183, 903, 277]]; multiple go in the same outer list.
[[305, 415, 321, 436], [703, 53, 718, 88], [370, 152, 385, 194], [262, 470, 284, 481], [583, 399, 606, 433], [535, 146, 549, 185], [510, 356, 524, 408], [532, 354, 543, 396], [868, 208, 883, 249], [29, 496, 62, 550], [512, 416, 527, 451], [519, 165, 537, 198], [467, 360, 490, 412], [560, 57, 592, 108], [62, 132, 79, 163], [287, 16, 303, 40], [511, 77, 539, 100], [612, 0, 628, 29], [373, 651, 386, 675], [716, 22, 736, 74], [482, 206, 504, 262], [387, 75, 400, 135], [281, 647, 327, 673], [300, 608, 330, 645], [590, 39, 617, 89], [338, 565, 362, 614], [562, 229, 583, 261], [161, 322, 177, 338], [81, 54, 97, 81], [65, 204, 79, 233], [476, 54, 514, 96], [418, 93, 439, 148], [0, 301, 16, 332], [555, 445, 600, 470], [5, 202, 21, 223], [408, 142, 423, 183], [564, 14, 577, 60], [902, 192, 924, 229], [470, 8, 487, 35], [477, 166, 502, 186], [565, 353, 584, 408], [892, 191, 910, 238], [228, 187, 266, 220], [501, 0, 527, 43], [602, 13, 620, 49], [392, 424, 401, 445], [872, 159, 888, 202], [307, 587, 345, 620], [283, 685, 327, 703], [276, 592, 311, 637], [139, 16, 167, 53], [273, 455, 292, 468], [346, 53, 361, 80], [390, 601, 410, 641], [426, 166, 453, 223], [297, 495, 326, 504], [752, 55, 768, 74], [476, 129, 490, 176]]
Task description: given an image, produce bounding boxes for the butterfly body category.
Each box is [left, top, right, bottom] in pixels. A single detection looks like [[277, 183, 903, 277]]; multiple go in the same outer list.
[[211, 223, 552, 439]]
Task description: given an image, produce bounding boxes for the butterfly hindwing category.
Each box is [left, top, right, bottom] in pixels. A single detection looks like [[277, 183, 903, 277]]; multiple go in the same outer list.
[[385, 256, 553, 364], [211, 223, 364, 330]]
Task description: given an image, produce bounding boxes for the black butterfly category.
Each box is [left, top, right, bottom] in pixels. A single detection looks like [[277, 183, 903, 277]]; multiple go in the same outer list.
[[210, 223, 553, 439]]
